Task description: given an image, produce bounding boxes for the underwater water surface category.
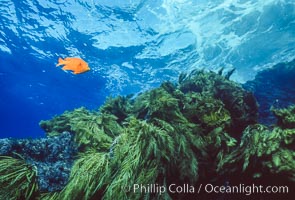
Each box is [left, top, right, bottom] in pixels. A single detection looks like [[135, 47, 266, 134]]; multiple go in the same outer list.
[[0, 0, 295, 138]]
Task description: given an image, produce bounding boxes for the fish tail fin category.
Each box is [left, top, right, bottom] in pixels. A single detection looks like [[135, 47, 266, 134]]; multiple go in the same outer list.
[[56, 58, 64, 66]]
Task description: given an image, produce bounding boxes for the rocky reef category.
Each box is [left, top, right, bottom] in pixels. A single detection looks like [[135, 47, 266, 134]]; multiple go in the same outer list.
[[0, 132, 77, 195], [1, 70, 294, 200], [243, 59, 295, 125]]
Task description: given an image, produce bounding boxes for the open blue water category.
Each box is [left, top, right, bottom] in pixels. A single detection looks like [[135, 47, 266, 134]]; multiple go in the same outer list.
[[0, 0, 295, 138]]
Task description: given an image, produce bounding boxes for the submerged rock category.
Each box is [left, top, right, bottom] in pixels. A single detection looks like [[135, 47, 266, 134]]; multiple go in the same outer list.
[[0, 132, 77, 192], [243, 59, 295, 125]]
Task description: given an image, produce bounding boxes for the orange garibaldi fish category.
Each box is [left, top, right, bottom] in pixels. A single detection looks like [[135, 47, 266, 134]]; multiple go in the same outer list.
[[56, 57, 90, 74]]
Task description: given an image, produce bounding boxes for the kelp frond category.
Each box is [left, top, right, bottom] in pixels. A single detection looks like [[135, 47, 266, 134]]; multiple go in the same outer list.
[[272, 105, 295, 128], [56, 152, 111, 200], [40, 107, 122, 152], [0, 156, 38, 200]]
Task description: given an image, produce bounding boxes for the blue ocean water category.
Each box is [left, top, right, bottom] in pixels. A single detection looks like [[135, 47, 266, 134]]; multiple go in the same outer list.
[[0, 0, 294, 138]]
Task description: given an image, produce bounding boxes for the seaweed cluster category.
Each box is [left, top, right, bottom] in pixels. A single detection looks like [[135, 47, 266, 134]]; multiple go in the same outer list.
[[0, 156, 38, 200], [1, 70, 294, 199]]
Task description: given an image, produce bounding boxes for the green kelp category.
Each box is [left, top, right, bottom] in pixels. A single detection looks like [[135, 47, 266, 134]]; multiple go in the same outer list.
[[272, 105, 295, 129], [179, 70, 258, 134], [217, 106, 295, 185], [105, 118, 177, 200], [99, 95, 133, 123], [181, 92, 231, 131], [54, 152, 111, 200], [33, 70, 295, 199], [0, 156, 38, 200], [39, 107, 122, 152]]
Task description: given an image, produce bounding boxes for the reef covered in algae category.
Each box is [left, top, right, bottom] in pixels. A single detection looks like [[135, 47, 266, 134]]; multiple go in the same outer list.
[[1, 70, 294, 199]]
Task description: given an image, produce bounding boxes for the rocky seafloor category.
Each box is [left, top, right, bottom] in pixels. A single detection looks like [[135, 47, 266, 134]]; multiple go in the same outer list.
[[0, 60, 295, 200], [0, 132, 77, 192]]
